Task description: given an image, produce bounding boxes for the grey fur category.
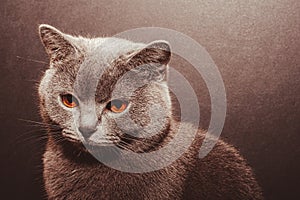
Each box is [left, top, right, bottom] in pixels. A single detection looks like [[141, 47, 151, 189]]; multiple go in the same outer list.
[[38, 24, 263, 199]]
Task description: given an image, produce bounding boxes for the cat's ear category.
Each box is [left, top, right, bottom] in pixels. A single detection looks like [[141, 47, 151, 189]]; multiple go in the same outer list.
[[38, 24, 77, 62], [130, 40, 171, 65], [128, 40, 171, 81]]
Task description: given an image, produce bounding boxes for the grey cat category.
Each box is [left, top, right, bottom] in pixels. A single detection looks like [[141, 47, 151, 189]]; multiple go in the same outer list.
[[38, 24, 263, 200]]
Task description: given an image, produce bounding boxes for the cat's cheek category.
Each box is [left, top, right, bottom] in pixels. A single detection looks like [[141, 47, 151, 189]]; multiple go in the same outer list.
[[42, 96, 71, 127]]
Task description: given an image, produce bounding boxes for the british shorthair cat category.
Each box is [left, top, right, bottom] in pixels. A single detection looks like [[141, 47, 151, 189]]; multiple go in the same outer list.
[[38, 24, 263, 200]]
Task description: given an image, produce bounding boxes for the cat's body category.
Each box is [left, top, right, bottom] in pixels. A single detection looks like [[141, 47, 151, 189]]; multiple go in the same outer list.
[[38, 24, 263, 200], [44, 123, 261, 200]]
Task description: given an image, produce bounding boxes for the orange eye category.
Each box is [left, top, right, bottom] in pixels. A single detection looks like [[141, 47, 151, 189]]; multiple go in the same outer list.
[[106, 99, 128, 113], [61, 94, 79, 108]]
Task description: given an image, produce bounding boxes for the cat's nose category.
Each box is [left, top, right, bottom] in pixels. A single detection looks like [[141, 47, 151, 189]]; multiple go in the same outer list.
[[78, 126, 97, 139]]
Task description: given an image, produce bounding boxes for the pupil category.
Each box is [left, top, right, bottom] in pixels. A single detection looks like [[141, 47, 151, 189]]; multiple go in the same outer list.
[[66, 95, 73, 103], [106, 102, 111, 109]]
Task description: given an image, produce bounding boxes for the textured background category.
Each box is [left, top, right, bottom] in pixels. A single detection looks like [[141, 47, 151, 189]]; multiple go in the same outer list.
[[1, 0, 299, 199]]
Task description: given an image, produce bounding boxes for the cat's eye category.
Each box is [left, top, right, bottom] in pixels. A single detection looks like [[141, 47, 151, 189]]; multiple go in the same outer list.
[[106, 99, 128, 113], [61, 94, 79, 108]]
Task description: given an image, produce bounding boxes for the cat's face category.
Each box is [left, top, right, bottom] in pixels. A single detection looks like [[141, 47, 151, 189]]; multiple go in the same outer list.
[[38, 25, 172, 151]]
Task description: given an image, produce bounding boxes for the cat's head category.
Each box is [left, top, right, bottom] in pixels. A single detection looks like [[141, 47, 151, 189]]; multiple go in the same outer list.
[[38, 24, 172, 152]]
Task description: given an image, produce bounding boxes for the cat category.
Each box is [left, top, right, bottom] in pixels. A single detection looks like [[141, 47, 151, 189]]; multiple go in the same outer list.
[[38, 24, 263, 200]]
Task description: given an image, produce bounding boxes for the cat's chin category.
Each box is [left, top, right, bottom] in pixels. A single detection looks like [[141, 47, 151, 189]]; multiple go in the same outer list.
[[81, 140, 124, 162], [84, 139, 117, 147], [64, 137, 117, 148], [55, 136, 123, 163]]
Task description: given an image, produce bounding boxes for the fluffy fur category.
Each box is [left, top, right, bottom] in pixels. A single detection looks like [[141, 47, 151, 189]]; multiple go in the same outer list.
[[38, 24, 263, 200]]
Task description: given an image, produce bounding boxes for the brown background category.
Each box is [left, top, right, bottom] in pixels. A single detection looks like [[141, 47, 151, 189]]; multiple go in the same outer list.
[[1, 0, 299, 199]]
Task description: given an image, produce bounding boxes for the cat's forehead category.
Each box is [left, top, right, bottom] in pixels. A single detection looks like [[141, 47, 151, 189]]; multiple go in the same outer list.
[[72, 37, 143, 102], [83, 37, 143, 61]]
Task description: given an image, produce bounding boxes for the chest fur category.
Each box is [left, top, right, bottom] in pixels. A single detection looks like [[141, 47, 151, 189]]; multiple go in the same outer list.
[[43, 144, 187, 200]]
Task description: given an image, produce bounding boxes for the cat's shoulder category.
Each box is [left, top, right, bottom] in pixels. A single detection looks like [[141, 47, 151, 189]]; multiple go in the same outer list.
[[173, 121, 241, 158], [173, 121, 251, 171], [176, 122, 263, 199]]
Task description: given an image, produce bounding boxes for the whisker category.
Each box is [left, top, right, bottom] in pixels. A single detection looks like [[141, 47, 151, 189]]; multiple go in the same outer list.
[[15, 128, 47, 139], [18, 118, 61, 128], [16, 55, 48, 64], [117, 143, 132, 151], [25, 79, 41, 83]]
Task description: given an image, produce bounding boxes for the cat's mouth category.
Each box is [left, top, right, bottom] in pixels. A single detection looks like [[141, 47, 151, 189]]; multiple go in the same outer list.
[[62, 130, 120, 147], [84, 138, 120, 147]]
